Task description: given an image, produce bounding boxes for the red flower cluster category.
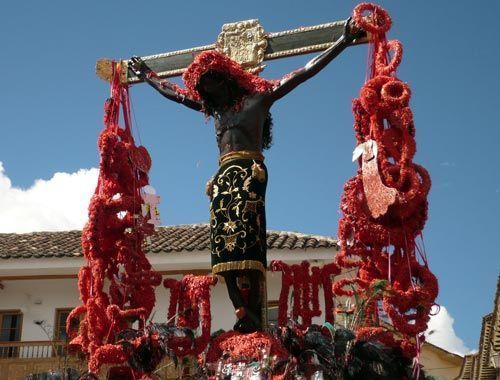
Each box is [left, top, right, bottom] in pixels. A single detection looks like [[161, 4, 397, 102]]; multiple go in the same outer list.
[[205, 331, 289, 364], [333, 3, 438, 357], [270, 261, 340, 329], [181, 50, 276, 105], [163, 274, 218, 357], [67, 62, 161, 373]]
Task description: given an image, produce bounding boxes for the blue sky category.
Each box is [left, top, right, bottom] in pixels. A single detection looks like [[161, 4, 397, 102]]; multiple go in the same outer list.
[[1, 1, 499, 352]]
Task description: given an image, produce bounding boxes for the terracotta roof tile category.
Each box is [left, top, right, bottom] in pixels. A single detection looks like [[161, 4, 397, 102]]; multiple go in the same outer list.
[[0, 224, 338, 260]]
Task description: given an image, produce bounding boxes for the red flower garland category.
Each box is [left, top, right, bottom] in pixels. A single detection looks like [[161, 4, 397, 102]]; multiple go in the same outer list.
[[375, 40, 403, 76], [332, 3, 438, 358], [321, 262, 341, 323], [163, 278, 181, 321], [68, 62, 161, 374], [88, 344, 128, 374], [270, 260, 293, 326], [163, 274, 217, 357], [356, 326, 391, 342], [271, 260, 336, 330], [205, 331, 289, 364]]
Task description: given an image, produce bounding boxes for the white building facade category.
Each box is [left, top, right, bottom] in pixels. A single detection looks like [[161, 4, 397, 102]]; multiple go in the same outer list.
[[0, 225, 462, 379], [0, 225, 337, 349]]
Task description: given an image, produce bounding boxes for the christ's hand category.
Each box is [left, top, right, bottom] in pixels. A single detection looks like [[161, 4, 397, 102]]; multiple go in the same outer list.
[[343, 17, 364, 43], [129, 56, 152, 77]]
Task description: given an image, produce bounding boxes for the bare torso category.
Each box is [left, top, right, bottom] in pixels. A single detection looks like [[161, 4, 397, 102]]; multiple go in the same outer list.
[[134, 26, 354, 157], [214, 93, 270, 155]]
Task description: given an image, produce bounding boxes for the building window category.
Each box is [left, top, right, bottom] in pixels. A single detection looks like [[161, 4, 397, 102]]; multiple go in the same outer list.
[[0, 310, 23, 358], [54, 308, 79, 356], [54, 308, 74, 342], [267, 301, 279, 325]]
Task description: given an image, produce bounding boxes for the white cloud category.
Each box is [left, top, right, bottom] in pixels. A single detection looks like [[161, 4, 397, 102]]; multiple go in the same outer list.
[[0, 162, 98, 233], [425, 305, 471, 356]]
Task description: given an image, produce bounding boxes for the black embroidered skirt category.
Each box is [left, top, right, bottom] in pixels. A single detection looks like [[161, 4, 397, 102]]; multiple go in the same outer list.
[[210, 158, 267, 275]]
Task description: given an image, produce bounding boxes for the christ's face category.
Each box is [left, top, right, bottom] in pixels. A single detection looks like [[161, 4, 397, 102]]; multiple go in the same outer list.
[[199, 71, 227, 93], [198, 71, 239, 110]]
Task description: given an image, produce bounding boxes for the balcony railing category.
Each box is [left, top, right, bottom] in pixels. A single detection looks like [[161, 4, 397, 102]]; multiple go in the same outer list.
[[0, 340, 66, 359], [0, 340, 191, 379], [0, 341, 87, 380]]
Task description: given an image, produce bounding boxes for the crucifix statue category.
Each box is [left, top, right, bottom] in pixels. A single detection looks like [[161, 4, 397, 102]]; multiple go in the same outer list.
[[97, 17, 366, 334]]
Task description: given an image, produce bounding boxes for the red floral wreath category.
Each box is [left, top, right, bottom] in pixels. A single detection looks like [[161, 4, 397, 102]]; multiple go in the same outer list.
[[353, 3, 392, 34]]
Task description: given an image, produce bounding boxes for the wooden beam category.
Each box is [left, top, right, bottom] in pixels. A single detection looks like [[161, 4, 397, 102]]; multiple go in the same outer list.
[[96, 18, 368, 84]]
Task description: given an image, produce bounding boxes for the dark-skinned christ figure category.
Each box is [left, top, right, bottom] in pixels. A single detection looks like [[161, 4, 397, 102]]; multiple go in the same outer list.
[[129, 20, 361, 333]]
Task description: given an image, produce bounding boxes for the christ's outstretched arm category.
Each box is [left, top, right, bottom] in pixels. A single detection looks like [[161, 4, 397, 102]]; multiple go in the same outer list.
[[267, 19, 361, 103], [129, 57, 203, 112]]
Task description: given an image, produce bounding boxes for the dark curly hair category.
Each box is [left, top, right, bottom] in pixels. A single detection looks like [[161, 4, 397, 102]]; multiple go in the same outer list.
[[262, 113, 273, 150]]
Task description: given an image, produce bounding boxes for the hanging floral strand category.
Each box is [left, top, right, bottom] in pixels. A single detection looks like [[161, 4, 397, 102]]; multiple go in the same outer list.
[[67, 62, 161, 374], [270, 260, 340, 330], [163, 274, 218, 357], [333, 2, 438, 360]]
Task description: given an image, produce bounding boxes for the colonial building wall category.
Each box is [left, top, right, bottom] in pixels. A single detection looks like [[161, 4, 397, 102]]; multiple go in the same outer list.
[[0, 272, 330, 342], [419, 343, 463, 380], [0, 279, 79, 342]]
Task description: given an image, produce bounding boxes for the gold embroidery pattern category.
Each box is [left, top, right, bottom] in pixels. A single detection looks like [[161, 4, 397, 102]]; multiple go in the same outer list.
[[212, 260, 266, 274], [210, 162, 266, 261], [219, 150, 264, 166]]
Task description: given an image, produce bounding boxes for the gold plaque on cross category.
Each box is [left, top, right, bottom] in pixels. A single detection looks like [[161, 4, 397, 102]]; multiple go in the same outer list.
[[216, 19, 267, 70]]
